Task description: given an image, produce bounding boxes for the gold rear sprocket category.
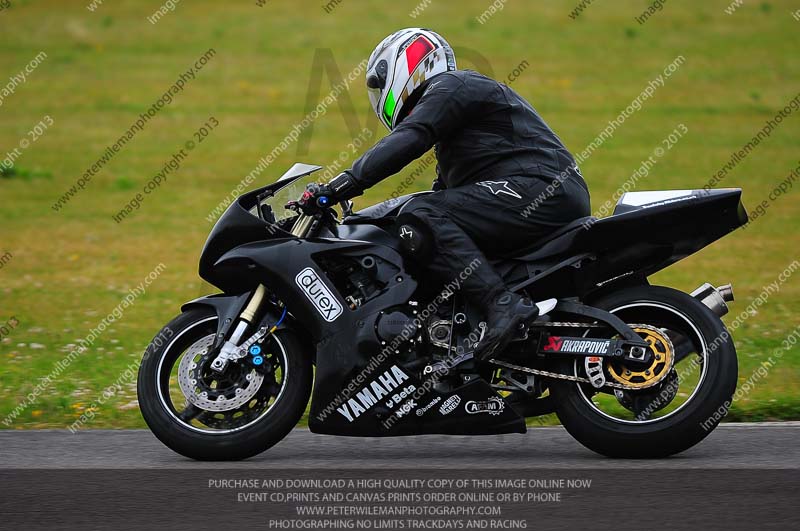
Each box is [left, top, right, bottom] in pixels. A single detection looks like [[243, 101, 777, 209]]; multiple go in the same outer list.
[[607, 324, 674, 389]]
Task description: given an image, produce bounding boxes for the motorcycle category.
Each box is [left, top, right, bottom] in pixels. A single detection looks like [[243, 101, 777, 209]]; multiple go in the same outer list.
[[137, 163, 746, 460]]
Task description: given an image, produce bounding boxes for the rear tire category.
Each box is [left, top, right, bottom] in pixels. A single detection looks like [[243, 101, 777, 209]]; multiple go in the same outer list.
[[137, 307, 313, 461], [552, 285, 738, 458]]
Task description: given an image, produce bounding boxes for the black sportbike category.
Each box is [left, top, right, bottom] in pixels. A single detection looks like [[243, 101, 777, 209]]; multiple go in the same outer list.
[[138, 163, 746, 460]]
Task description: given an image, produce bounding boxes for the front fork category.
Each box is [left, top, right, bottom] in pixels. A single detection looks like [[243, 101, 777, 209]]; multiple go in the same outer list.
[[209, 284, 268, 372], [209, 213, 315, 372], [208, 215, 321, 372], [290, 213, 315, 238]]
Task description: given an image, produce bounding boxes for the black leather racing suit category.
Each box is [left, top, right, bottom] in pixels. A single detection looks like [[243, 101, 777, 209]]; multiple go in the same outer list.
[[348, 69, 591, 307]]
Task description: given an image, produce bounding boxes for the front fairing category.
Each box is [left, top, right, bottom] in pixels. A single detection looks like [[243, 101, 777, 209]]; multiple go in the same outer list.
[[199, 164, 322, 289]]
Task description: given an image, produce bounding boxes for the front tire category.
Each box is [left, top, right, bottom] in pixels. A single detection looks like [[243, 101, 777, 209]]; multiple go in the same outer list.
[[552, 285, 738, 458], [137, 307, 313, 460]]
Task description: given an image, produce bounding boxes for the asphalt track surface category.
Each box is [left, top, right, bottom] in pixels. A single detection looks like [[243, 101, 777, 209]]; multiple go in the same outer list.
[[2, 424, 799, 530], [1, 423, 799, 468]]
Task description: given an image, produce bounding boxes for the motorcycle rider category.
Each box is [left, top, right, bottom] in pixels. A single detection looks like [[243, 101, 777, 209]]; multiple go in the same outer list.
[[319, 28, 591, 360]]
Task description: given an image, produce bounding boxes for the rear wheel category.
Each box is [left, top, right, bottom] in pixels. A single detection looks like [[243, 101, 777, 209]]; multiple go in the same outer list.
[[137, 307, 312, 460], [551, 285, 738, 458]]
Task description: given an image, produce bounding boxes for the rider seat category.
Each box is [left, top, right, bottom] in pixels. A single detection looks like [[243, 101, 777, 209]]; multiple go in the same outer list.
[[503, 216, 596, 261]]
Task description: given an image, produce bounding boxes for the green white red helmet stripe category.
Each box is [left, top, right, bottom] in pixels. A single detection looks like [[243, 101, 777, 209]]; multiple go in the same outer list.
[[404, 35, 435, 73], [382, 90, 396, 125], [366, 28, 456, 130]]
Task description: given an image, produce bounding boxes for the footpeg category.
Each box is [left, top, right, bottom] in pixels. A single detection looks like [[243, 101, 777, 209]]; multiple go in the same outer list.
[[517, 298, 557, 339], [424, 340, 478, 375]]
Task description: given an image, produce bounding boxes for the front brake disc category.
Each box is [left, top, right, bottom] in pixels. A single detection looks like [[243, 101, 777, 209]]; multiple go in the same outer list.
[[177, 335, 264, 412]]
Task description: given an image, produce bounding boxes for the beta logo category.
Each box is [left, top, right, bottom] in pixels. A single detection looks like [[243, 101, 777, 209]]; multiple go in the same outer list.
[[465, 397, 505, 416], [295, 267, 343, 322]]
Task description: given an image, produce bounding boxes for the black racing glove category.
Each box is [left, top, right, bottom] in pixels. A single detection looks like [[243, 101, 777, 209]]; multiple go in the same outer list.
[[323, 171, 363, 202], [298, 171, 363, 212]]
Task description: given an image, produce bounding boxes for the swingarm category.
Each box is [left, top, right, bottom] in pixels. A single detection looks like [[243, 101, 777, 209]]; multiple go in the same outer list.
[[534, 333, 651, 365]]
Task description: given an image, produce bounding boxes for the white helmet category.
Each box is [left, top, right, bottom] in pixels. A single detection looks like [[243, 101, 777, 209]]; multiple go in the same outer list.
[[366, 28, 456, 130]]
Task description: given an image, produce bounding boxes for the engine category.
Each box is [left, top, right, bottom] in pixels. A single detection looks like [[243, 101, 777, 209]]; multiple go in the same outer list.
[[376, 309, 418, 343]]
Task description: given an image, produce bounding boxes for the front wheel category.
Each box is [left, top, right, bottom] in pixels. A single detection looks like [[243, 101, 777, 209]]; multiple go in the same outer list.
[[551, 285, 738, 458], [137, 307, 313, 460]]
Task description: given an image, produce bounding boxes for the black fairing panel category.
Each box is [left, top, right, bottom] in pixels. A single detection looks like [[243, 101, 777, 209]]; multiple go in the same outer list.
[[199, 164, 324, 292], [309, 363, 526, 437], [214, 238, 414, 341], [331, 223, 400, 249], [498, 188, 748, 299], [199, 187, 296, 292]]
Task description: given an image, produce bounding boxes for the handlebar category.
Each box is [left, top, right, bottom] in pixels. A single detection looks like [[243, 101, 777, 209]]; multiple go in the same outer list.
[[285, 182, 354, 220]]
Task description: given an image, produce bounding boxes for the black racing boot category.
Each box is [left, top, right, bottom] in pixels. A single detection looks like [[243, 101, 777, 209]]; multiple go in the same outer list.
[[475, 292, 546, 361]]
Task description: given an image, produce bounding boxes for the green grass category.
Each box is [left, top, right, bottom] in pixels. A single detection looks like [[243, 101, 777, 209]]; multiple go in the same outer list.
[[0, 0, 798, 429]]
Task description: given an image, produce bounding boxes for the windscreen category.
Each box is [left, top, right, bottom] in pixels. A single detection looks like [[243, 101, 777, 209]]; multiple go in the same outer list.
[[261, 173, 318, 228], [245, 164, 328, 233]]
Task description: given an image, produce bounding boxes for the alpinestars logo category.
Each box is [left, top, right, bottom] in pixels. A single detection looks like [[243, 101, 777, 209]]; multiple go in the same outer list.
[[476, 180, 522, 199], [295, 267, 343, 322], [544, 336, 610, 355], [336, 365, 410, 422]]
